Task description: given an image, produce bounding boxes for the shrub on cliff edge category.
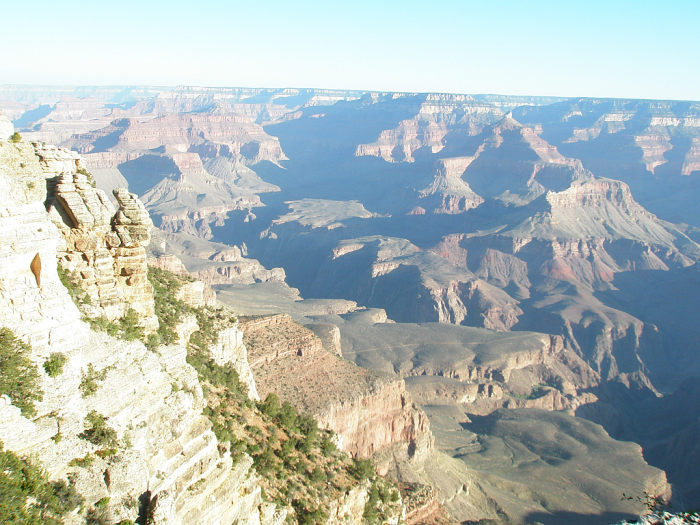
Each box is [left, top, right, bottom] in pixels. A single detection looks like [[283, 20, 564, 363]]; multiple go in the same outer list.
[[43, 353, 67, 378], [0, 441, 83, 524], [79, 410, 118, 448], [0, 328, 43, 418]]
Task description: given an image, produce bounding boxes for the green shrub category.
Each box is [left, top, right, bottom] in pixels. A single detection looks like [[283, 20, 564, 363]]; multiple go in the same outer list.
[[292, 499, 328, 525], [59, 264, 147, 342], [0, 441, 83, 524], [276, 401, 299, 431], [0, 327, 43, 417], [68, 454, 95, 468], [321, 437, 336, 456], [57, 264, 87, 306], [148, 267, 188, 345], [261, 393, 280, 418], [145, 333, 161, 350], [364, 483, 380, 523], [9, 132, 21, 143], [186, 347, 249, 403], [253, 446, 278, 475], [86, 505, 110, 525], [43, 353, 67, 378], [349, 457, 375, 481], [79, 363, 107, 397], [79, 410, 118, 448], [95, 448, 117, 459], [118, 308, 144, 342], [309, 466, 326, 484]]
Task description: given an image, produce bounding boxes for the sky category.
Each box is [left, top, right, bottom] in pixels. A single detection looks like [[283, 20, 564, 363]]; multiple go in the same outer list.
[[1, 0, 698, 101]]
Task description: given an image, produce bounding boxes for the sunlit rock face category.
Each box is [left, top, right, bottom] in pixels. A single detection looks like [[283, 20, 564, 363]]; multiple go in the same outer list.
[[0, 137, 287, 525]]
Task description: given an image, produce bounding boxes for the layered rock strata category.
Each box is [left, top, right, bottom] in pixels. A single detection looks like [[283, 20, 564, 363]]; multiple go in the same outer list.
[[148, 231, 287, 286], [241, 314, 433, 461], [315, 379, 433, 461], [0, 137, 286, 525], [35, 143, 158, 328], [311, 236, 523, 331]]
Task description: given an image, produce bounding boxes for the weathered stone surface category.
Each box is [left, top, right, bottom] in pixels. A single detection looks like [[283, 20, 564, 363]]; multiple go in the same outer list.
[[0, 142, 86, 352], [612, 513, 700, 525], [316, 379, 433, 461], [326, 482, 371, 525], [0, 110, 13, 140], [243, 315, 433, 463], [33, 143, 158, 328], [208, 325, 260, 401], [175, 314, 199, 347], [174, 279, 216, 308], [0, 140, 287, 525]]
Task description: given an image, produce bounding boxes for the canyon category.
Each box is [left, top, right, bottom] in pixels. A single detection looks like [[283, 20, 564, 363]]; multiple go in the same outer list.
[[2, 85, 700, 524]]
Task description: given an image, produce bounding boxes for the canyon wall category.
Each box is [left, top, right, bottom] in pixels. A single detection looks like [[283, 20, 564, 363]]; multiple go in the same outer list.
[[35, 142, 158, 328], [241, 314, 434, 462], [0, 136, 287, 524]]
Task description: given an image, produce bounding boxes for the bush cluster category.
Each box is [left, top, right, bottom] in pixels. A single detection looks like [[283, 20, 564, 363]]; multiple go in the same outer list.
[[43, 353, 67, 378], [0, 441, 83, 524], [148, 267, 190, 345], [79, 363, 108, 397], [79, 410, 118, 448], [148, 267, 402, 523], [363, 478, 400, 524], [0, 328, 43, 417], [59, 263, 147, 343]]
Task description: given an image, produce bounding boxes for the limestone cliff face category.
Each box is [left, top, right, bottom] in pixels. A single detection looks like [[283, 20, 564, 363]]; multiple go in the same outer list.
[[0, 110, 13, 140], [0, 141, 85, 352], [34, 142, 158, 329], [0, 137, 285, 525], [208, 325, 260, 401], [316, 380, 434, 462], [242, 314, 434, 462]]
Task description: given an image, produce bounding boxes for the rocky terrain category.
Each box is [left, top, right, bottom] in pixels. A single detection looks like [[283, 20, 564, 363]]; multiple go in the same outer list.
[[4, 85, 700, 524], [0, 122, 409, 525]]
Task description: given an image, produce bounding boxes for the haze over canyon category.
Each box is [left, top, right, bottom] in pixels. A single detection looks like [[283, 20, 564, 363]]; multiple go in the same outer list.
[[1, 84, 700, 525]]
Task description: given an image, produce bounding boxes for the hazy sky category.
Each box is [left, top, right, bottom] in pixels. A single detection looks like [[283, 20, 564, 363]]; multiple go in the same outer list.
[[2, 0, 698, 100]]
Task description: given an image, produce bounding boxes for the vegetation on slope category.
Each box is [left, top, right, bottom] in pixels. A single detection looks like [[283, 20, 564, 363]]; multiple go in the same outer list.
[[0, 328, 43, 418], [58, 264, 144, 342], [149, 266, 403, 524], [55, 262, 403, 523], [0, 441, 83, 524]]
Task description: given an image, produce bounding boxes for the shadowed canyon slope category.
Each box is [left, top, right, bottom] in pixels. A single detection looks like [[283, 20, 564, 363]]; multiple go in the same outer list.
[[3, 86, 700, 523]]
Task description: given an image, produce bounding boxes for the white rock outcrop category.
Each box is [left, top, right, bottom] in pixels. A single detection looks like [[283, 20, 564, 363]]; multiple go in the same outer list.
[[0, 139, 284, 525], [209, 325, 260, 401], [0, 110, 13, 140]]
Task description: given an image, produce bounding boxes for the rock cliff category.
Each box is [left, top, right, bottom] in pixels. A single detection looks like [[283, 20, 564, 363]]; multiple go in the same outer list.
[[0, 136, 287, 525], [148, 229, 287, 286], [309, 236, 523, 330], [241, 314, 434, 462], [355, 94, 504, 162], [34, 142, 159, 329], [0, 110, 13, 140]]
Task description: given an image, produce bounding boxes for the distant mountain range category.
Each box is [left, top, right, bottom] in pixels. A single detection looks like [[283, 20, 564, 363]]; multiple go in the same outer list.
[[3, 85, 700, 522]]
